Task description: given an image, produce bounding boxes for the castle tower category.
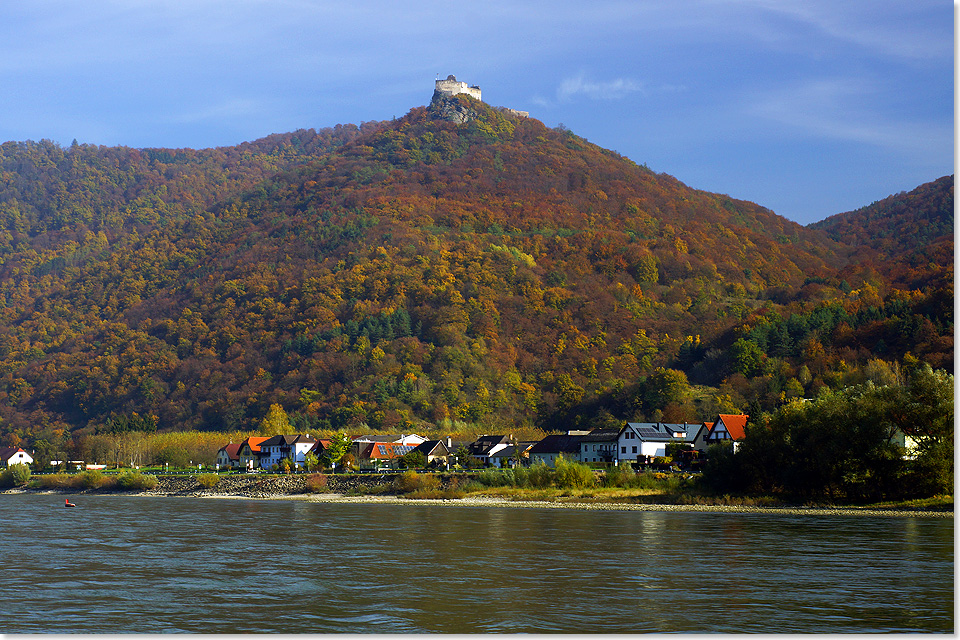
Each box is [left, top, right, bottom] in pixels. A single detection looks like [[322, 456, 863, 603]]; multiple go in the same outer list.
[[434, 74, 482, 101]]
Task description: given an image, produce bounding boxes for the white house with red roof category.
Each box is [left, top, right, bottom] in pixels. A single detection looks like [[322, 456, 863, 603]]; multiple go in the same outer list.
[[703, 414, 749, 451], [216, 442, 241, 469], [237, 436, 270, 470], [0, 446, 33, 468]]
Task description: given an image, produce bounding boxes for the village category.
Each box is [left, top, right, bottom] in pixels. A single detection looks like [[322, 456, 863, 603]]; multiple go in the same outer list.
[[207, 414, 752, 474]]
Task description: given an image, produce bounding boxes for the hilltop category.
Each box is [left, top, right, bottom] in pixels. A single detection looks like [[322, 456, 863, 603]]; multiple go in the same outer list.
[[0, 95, 950, 447]]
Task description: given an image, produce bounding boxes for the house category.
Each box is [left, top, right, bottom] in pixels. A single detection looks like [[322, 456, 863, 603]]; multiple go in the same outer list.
[[356, 441, 418, 471], [0, 447, 33, 468], [351, 434, 427, 467], [691, 422, 715, 451], [413, 439, 453, 468], [489, 442, 537, 468], [703, 414, 749, 452], [258, 434, 317, 470], [308, 439, 333, 462], [237, 436, 270, 470], [617, 422, 688, 464], [215, 443, 241, 469], [466, 434, 514, 466], [528, 433, 584, 467], [352, 433, 426, 446], [578, 428, 620, 464]]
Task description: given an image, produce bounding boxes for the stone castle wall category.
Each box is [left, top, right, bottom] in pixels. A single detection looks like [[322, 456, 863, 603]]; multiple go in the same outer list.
[[435, 75, 482, 101]]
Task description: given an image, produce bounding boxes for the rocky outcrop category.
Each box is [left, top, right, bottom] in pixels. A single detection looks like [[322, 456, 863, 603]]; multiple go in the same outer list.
[[429, 94, 478, 124]]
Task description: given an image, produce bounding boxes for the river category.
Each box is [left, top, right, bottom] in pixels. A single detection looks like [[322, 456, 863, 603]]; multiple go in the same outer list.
[[0, 493, 952, 633]]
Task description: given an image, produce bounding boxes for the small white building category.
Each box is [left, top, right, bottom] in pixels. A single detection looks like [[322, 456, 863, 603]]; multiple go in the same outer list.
[[617, 422, 686, 463], [578, 428, 620, 464], [703, 414, 750, 452], [0, 447, 34, 468], [258, 434, 317, 470]]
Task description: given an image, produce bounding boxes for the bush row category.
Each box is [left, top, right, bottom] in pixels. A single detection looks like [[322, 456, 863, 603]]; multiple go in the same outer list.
[[29, 469, 158, 491]]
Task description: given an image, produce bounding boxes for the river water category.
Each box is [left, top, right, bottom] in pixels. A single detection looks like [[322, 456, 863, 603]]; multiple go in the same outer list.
[[0, 493, 952, 633]]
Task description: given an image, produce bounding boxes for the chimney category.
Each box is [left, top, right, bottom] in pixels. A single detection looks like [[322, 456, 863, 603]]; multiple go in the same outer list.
[[447, 437, 452, 448]]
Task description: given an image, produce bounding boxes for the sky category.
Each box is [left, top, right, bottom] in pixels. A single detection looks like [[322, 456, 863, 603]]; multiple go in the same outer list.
[[0, 1, 953, 225]]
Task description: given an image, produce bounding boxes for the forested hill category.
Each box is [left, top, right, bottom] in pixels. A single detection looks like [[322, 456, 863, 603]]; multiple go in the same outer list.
[[811, 175, 953, 256], [0, 96, 950, 446]]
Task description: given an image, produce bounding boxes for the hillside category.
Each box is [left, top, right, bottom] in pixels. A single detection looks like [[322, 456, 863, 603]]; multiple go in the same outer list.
[[0, 96, 950, 447], [811, 175, 953, 255]]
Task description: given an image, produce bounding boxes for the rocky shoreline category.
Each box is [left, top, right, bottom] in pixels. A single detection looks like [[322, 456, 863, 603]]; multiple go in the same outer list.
[[3, 473, 952, 518]]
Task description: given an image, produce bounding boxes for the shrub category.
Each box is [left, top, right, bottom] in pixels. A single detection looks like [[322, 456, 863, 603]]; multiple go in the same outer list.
[[116, 470, 158, 490], [394, 470, 440, 495], [554, 456, 595, 489], [602, 464, 637, 488], [38, 473, 73, 489], [305, 473, 328, 493], [527, 462, 554, 489], [77, 470, 107, 489], [196, 473, 220, 489], [9, 463, 31, 486], [0, 464, 32, 488]]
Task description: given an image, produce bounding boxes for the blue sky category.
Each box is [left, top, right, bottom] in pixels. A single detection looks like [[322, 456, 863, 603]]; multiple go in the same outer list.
[[0, 1, 952, 225]]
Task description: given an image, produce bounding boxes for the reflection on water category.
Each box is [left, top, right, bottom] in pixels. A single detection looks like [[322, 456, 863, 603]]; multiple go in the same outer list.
[[0, 494, 952, 633]]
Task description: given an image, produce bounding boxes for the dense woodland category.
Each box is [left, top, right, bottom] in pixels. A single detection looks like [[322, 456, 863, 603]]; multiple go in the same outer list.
[[0, 96, 951, 468]]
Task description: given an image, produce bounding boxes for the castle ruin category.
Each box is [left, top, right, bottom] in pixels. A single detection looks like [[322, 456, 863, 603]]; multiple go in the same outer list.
[[434, 74, 482, 101], [430, 75, 528, 121]]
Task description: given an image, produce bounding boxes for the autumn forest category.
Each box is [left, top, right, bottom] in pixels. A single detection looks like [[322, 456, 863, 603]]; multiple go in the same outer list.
[[0, 95, 952, 460]]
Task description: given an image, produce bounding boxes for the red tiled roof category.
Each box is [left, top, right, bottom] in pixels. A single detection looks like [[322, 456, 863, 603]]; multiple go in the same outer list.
[[717, 414, 749, 440], [361, 442, 416, 460], [239, 436, 270, 453], [218, 442, 241, 461]]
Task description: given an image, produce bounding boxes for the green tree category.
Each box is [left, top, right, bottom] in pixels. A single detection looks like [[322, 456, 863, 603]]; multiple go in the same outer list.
[[323, 432, 353, 470], [730, 338, 764, 377], [400, 450, 428, 469], [643, 367, 690, 414], [877, 364, 953, 495], [454, 444, 479, 469]]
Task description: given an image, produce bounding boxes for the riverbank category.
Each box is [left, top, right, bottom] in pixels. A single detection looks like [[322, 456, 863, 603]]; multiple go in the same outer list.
[[3, 473, 952, 518]]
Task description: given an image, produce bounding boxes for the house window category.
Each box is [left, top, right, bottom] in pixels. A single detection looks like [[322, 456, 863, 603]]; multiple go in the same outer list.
[[621, 446, 626, 454], [632, 446, 637, 454]]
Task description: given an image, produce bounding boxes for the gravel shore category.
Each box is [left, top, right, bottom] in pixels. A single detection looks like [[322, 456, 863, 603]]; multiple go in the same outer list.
[[6, 473, 950, 518], [193, 492, 953, 518]]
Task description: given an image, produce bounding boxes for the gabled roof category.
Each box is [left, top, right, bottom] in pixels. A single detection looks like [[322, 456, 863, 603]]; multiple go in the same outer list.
[[468, 434, 512, 455], [581, 428, 620, 443], [0, 446, 29, 461], [353, 433, 426, 445], [217, 442, 241, 461], [309, 439, 332, 453], [489, 442, 536, 459], [414, 440, 450, 457], [622, 422, 678, 442], [360, 442, 416, 460], [529, 434, 584, 455], [260, 434, 317, 448], [715, 414, 749, 440], [238, 436, 270, 453]]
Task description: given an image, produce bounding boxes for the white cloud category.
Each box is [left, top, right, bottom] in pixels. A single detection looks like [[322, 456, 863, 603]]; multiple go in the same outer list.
[[557, 75, 644, 102]]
